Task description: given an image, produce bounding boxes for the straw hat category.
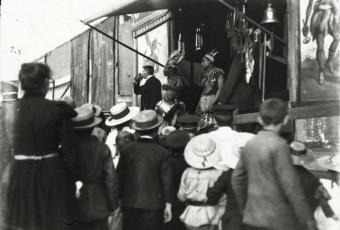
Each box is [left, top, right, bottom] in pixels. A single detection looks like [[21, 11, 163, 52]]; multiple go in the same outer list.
[[131, 110, 163, 131], [92, 104, 102, 117], [184, 134, 221, 169], [161, 126, 176, 136], [105, 103, 140, 127], [72, 104, 102, 130], [290, 141, 316, 166]]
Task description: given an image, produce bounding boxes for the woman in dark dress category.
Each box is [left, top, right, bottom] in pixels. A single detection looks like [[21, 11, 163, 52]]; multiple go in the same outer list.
[[4, 63, 78, 230]]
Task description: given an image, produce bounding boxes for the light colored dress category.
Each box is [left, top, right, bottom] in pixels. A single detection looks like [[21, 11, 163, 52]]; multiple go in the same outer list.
[[208, 127, 254, 170], [105, 127, 135, 168], [177, 167, 226, 227]]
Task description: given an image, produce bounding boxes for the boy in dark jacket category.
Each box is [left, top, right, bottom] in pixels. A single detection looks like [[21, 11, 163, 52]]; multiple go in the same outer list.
[[232, 98, 317, 230], [117, 110, 173, 230], [72, 104, 119, 230], [163, 130, 190, 230]]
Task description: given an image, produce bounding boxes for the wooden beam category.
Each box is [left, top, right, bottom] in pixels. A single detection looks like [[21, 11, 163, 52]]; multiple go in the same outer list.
[[233, 101, 340, 125], [287, 0, 300, 103]]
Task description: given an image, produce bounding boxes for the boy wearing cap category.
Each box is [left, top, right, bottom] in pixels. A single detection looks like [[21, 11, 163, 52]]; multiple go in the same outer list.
[[232, 99, 317, 230], [117, 110, 173, 230], [176, 114, 201, 138], [72, 104, 120, 230], [164, 130, 190, 230]]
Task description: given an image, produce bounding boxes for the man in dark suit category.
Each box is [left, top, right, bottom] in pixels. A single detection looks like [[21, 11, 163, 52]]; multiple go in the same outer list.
[[133, 65, 162, 110], [117, 110, 173, 230]]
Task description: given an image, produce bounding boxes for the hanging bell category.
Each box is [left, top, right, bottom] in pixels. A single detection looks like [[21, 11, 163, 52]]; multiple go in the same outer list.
[[261, 3, 279, 24]]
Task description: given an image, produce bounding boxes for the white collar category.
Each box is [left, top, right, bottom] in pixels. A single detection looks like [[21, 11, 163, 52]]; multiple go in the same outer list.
[[140, 75, 153, 86], [144, 74, 153, 80]]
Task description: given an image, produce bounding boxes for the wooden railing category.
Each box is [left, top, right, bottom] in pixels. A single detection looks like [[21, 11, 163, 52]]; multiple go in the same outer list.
[[233, 101, 340, 125]]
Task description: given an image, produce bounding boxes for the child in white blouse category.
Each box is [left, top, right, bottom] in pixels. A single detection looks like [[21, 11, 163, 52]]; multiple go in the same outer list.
[[178, 134, 226, 230]]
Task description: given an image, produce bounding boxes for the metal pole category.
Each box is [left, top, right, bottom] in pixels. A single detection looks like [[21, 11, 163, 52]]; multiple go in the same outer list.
[[59, 84, 71, 100], [262, 33, 267, 101], [81, 20, 165, 67], [216, 0, 286, 45]]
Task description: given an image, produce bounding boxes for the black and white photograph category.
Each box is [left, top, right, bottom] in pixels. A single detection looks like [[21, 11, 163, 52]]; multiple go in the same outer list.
[[0, 0, 339, 230]]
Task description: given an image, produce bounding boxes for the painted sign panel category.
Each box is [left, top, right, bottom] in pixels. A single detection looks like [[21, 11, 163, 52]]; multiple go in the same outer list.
[[300, 0, 340, 101], [137, 22, 169, 85]]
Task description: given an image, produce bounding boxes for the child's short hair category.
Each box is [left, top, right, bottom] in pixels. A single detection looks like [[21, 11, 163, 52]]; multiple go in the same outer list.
[[260, 98, 287, 125], [116, 131, 135, 151]]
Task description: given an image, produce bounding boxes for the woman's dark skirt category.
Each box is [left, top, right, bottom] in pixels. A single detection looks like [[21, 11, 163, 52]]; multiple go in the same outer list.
[[3, 156, 78, 230]]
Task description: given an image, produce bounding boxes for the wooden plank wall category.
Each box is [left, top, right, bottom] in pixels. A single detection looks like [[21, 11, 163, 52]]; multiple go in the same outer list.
[[90, 17, 115, 110], [287, 0, 300, 103]]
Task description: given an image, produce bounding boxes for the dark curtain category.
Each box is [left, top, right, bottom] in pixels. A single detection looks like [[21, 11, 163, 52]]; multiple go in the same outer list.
[[71, 31, 90, 106], [90, 17, 115, 111]]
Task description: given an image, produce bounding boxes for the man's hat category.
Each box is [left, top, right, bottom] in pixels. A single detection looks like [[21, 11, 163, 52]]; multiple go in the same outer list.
[[212, 104, 236, 124], [290, 141, 318, 167], [72, 104, 102, 130], [92, 104, 102, 117], [177, 114, 200, 131], [105, 103, 140, 127], [167, 130, 190, 149], [184, 134, 221, 169], [131, 110, 163, 131]]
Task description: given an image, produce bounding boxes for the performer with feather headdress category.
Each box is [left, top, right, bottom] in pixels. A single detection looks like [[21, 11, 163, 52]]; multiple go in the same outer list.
[[196, 50, 225, 116]]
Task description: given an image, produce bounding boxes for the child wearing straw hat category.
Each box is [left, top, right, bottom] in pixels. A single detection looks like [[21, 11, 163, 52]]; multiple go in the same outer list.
[[71, 104, 119, 230], [177, 134, 226, 230]]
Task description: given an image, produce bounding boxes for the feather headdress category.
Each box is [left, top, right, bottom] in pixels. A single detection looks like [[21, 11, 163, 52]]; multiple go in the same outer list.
[[165, 48, 185, 68], [204, 49, 219, 63]]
